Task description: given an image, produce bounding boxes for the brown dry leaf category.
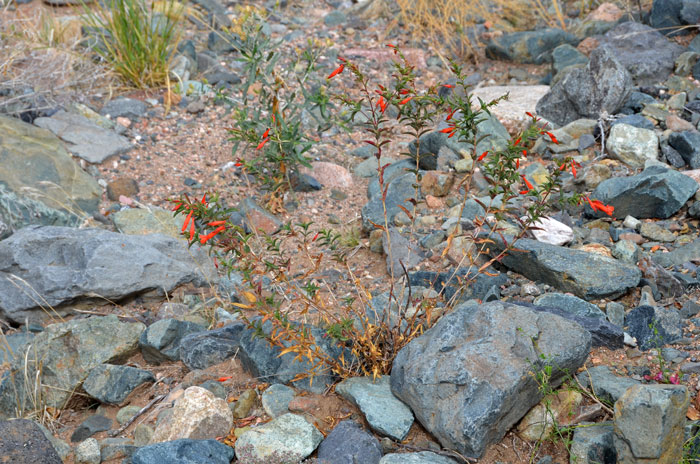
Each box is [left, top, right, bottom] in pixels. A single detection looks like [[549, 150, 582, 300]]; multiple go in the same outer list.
[[687, 405, 700, 421]]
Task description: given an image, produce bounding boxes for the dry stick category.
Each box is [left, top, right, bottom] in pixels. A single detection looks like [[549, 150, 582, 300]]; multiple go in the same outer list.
[[108, 393, 167, 437]]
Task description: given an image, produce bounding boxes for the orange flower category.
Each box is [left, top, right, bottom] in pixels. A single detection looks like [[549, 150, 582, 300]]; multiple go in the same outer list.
[[181, 210, 193, 233], [217, 376, 232, 382], [572, 164, 577, 177], [545, 131, 559, 144], [399, 96, 412, 105], [208, 220, 226, 226], [521, 175, 534, 191], [261, 128, 270, 139], [201, 194, 207, 204], [189, 219, 195, 241], [440, 126, 456, 134], [586, 197, 614, 216], [443, 84, 454, 88], [172, 202, 182, 212], [200, 225, 226, 244], [448, 131, 457, 138], [399, 89, 410, 95], [445, 108, 457, 121], [516, 158, 520, 169], [525, 111, 534, 118], [256, 137, 269, 150], [477, 151, 488, 161], [522, 149, 527, 158], [327, 63, 345, 79], [377, 96, 387, 113]]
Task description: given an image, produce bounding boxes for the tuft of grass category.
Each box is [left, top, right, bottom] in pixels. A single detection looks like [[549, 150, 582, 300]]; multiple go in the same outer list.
[[80, 0, 186, 89]]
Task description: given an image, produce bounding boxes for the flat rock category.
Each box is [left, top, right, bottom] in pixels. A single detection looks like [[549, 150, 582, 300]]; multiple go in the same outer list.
[[335, 376, 414, 441], [0, 226, 217, 323], [0, 315, 144, 418], [238, 198, 281, 235], [379, 451, 458, 464], [606, 123, 659, 168], [470, 85, 550, 131], [0, 418, 63, 464], [316, 420, 382, 464], [0, 115, 101, 239], [528, 216, 574, 246], [488, 237, 641, 300], [652, 237, 700, 267], [179, 323, 246, 370], [71, 414, 112, 442], [302, 162, 353, 189], [131, 439, 235, 464], [83, 364, 155, 404], [112, 207, 186, 239], [625, 305, 682, 350], [576, 366, 640, 404], [390, 301, 591, 458], [100, 98, 147, 119], [533, 293, 606, 319], [587, 165, 698, 219], [235, 413, 322, 463], [152, 386, 233, 443], [569, 422, 617, 464], [34, 110, 132, 163]]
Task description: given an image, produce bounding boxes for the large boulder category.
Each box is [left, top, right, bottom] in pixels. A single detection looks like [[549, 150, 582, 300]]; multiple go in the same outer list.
[[0, 315, 144, 419], [487, 237, 641, 300], [597, 22, 685, 85], [0, 115, 101, 239], [535, 46, 632, 126], [485, 28, 579, 64], [390, 301, 591, 459], [0, 418, 63, 464], [0, 226, 217, 324], [586, 165, 698, 219]]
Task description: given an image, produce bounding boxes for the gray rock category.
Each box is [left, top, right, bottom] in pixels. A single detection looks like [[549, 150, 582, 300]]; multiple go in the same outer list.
[[0, 332, 34, 365], [190, 0, 231, 28], [652, 237, 700, 267], [75, 438, 100, 464], [367, 160, 415, 198], [71, 415, 113, 442], [179, 323, 246, 370], [569, 422, 617, 464], [485, 28, 579, 64], [362, 173, 417, 232], [383, 228, 425, 276], [0, 226, 217, 324], [140, 319, 205, 364], [261, 384, 295, 418], [612, 239, 641, 264], [317, 420, 383, 464], [235, 413, 323, 463], [0, 315, 144, 419], [613, 384, 689, 463], [131, 439, 235, 464], [323, 10, 345, 26], [116, 405, 142, 425], [0, 116, 101, 239], [598, 22, 686, 85], [650, 0, 687, 34], [533, 293, 606, 319], [576, 366, 640, 405], [669, 130, 700, 169], [390, 301, 591, 458], [408, 268, 507, 303], [521, 301, 624, 349], [379, 451, 458, 464], [100, 98, 147, 119], [586, 165, 698, 219], [198, 380, 227, 400], [112, 207, 186, 239], [625, 305, 682, 350], [536, 46, 632, 127], [0, 418, 63, 464], [99, 437, 137, 461], [83, 364, 155, 404], [34, 421, 71, 460], [606, 123, 659, 168], [606, 301, 626, 327], [238, 197, 282, 235], [34, 110, 132, 163], [611, 113, 656, 130], [488, 237, 641, 300], [336, 376, 414, 441], [552, 44, 588, 75]]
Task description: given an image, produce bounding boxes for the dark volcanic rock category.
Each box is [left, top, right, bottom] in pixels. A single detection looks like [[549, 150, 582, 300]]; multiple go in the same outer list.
[[0, 419, 62, 464], [485, 28, 579, 64], [317, 420, 382, 464], [131, 439, 235, 464], [488, 237, 641, 300], [586, 165, 697, 219], [391, 301, 591, 459]]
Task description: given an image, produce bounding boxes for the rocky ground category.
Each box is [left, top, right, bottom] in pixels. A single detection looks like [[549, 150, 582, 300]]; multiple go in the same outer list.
[[3, 0, 700, 463]]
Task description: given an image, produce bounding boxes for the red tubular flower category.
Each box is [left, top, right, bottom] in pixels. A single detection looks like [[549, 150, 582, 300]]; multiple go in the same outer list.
[[477, 151, 488, 161], [513, 137, 521, 146], [522, 149, 527, 158], [440, 126, 456, 134], [445, 108, 457, 121], [545, 131, 559, 144], [201, 194, 207, 204], [586, 197, 615, 216], [172, 202, 182, 212], [572, 164, 577, 177], [525, 111, 534, 118], [208, 220, 226, 226], [261, 128, 270, 139], [327, 63, 345, 79], [181, 210, 193, 233], [516, 159, 520, 169], [521, 175, 534, 191], [443, 84, 454, 88], [189, 219, 195, 241], [399, 96, 412, 105], [377, 96, 387, 113], [399, 89, 410, 95], [256, 137, 269, 150], [312, 232, 319, 242], [200, 225, 226, 244]]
